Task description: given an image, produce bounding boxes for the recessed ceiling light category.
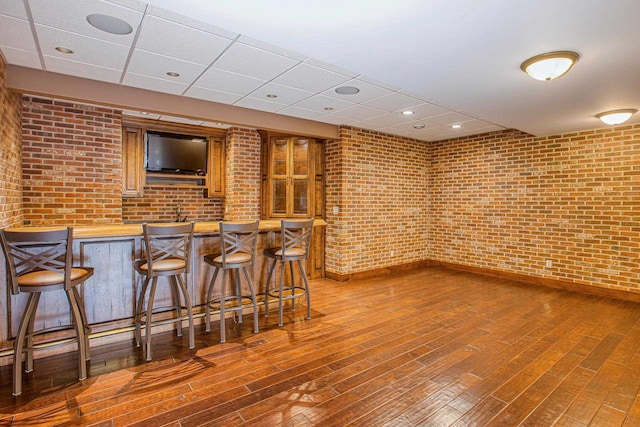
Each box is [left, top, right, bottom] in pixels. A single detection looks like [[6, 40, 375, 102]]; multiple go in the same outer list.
[[335, 86, 360, 95], [266, 94, 278, 98], [413, 124, 425, 129], [55, 47, 74, 54], [451, 124, 462, 129], [140, 111, 149, 115], [166, 72, 180, 77], [324, 107, 334, 111], [87, 14, 133, 35], [402, 110, 414, 115], [520, 51, 580, 81], [595, 109, 637, 125]]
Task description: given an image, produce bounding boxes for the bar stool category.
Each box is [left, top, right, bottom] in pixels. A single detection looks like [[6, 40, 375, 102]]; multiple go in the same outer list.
[[203, 220, 259, 343], [134, 222, 195, 361], [0, 227, 94, 396], [263, 218, 314, 326]]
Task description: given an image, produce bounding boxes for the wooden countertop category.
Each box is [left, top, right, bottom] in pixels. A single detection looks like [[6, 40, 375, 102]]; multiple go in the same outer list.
[[6, 219, 327, 239]]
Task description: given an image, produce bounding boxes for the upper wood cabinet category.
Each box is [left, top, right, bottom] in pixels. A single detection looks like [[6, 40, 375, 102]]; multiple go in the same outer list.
[[260, 132, 324, 219], [121, 117, 226, 198]]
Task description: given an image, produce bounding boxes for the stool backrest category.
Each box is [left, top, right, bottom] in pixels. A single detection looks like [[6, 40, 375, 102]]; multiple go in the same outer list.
[[1, 228, 73, 294], [280, 219, 314, 260], [141, 222, 194, 275], [218, 220, 259, 267]]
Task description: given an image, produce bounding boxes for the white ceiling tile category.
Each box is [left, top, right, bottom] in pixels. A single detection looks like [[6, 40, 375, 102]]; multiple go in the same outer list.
[[28, 0, 143, 46], [122, 72, 189, 95], [329, 105, 386, 121], [136, 15, 233, 66], [292, 94, 354, 113], [357, 75, 402, 92], [273, 63, 352, 93], [213, 42, 299, 81], [322, 78, 393, 104], [248, 82, 313, 105], [234, 97, 286, 113], [127, 49, 206, 83], [147, 6, 238, 39], [36, 25, 130, 69], [103, 0, 147, 12], [426, 112, 476, 126], [194, 67, 266, 95], [454, 119, 503, 131], [303, 57, 358, 78], [43, 55, 122, 82], [321, 114, 359, 126], [361, 113, 424, 127], [388, 120, 440, 132], [0, 1, 28, 19], [0, 47, 42, 68], [406, 103, 453, 120], [277, 106, 327, 121], [184, 86, 243, 104], [362, 92, 423, 112], [0, 15, 37, 52], [237, 35, 307, 61]]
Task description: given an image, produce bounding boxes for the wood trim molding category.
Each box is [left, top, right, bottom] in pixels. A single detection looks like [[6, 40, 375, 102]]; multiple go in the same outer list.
[[327, 259, 640, 303]]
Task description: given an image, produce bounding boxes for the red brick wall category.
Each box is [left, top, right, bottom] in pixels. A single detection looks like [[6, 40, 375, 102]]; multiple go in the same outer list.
[[0, 55, 23, 228], [428, 126, 640, 294], [21, 96, 123, 225], [225, 127, 261, 220], [122, 187, 223, 223], [325, 126, 430, 275]]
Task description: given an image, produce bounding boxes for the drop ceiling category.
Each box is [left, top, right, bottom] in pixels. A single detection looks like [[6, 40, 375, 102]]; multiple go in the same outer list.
[[1, 0, 639, 141]]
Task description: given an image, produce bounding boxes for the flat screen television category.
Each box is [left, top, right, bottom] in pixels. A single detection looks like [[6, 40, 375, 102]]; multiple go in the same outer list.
[[145, 131, 208, 175]]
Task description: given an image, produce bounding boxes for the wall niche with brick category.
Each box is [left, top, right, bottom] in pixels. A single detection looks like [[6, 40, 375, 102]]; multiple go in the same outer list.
[[122, 116, 226, 199]]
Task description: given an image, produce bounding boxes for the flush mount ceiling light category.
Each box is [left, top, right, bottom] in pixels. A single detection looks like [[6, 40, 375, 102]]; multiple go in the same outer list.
[[520, 51, 580, 81], [451, 124, 462, 129], [402, 110, 414, 116], [595, 109, 637, 125], [87, 14, 133, 35], [266, 94, 278, 98], [413, 124, 425, 129], [335, 86, 360, 95], [55, 46, 74, 54]]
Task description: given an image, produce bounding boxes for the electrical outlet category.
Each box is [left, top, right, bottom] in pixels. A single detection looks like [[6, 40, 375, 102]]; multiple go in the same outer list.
[[545, 260, 553, 268], [332, 206, 339, 215]]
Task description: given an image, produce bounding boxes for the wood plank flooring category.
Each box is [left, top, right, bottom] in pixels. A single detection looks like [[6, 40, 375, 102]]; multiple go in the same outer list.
[[1, 266, 640, 426]]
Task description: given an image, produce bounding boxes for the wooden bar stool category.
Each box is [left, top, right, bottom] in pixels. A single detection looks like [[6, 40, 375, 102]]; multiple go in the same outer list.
[[0, 227, 94, 396], [134, 222, 195, 361], [203, 220, 260, 343], [263, 219, 314, 327]]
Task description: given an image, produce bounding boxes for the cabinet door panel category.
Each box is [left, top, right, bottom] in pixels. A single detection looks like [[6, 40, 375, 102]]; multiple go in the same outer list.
[[293, 179, 308, 215], [292, 139, 309, 176], [271, 178, 288, 215]]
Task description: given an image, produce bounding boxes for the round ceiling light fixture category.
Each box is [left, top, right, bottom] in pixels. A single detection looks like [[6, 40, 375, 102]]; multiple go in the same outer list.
[[520, 51, 580, 81], [166, 71, 180, 77], [335, 86, 360, 95], [595, 109, 637, 125], [55, 47, 74, 54], [87, 14, 133, 35]]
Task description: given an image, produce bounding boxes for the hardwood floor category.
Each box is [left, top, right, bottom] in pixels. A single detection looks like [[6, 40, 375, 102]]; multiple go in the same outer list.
[[2, 267, 640, 426]]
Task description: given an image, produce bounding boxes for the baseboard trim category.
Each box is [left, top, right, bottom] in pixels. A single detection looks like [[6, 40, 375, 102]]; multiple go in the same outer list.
[[326, 259, 640, 303]]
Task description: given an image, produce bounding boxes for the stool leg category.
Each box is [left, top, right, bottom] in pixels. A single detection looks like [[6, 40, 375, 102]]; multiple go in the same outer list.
[[169, 276, 183, 337], [264, 258, 276, 317], [205, 267, 220, 333], [242, 267, 259, 333], [176, 273, 195, 350], [220, 269, 228, 343], [234, 270, 243, 324], [67, 287, 88, 381], [145, 277, 159, 361], [298, 260, 312, 320], [13, 293, 40, 396], [278, 259, 285, 327], [135, 277, 151, 348], [25, 297, 37, 374], [289, 260, 296, 311], [72, 286, 91, 360]]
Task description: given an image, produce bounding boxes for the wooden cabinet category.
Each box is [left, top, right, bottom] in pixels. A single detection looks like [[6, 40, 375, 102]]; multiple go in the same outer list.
[[260, 132, 325, 278], [121, 118, 226, 198], [122, 127, 145, 197]]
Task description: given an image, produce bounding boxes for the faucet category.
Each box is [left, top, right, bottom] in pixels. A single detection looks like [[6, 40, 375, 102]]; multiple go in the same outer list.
[[176, 203, 187, 222]]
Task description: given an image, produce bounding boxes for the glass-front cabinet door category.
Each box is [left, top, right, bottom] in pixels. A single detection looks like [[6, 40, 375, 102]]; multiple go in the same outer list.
[[265, 135, 313, 218]]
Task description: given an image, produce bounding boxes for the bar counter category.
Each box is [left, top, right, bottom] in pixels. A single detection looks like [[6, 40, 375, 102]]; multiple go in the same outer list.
[[1, 219, 326, 362]]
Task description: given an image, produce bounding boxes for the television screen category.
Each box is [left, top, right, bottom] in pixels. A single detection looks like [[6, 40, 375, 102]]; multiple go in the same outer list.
[[145, 131, 207, 174]]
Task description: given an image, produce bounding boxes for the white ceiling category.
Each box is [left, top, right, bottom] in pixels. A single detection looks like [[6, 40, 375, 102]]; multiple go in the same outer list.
[[1, 0, 639, 141]]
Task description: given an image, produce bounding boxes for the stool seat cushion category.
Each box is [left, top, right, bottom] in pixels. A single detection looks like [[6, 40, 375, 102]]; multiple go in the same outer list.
[[272, 247, 306, 257], [18, 268, 91, 286], [138, 258, 185, 272], [212, 252, 252, 264]]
